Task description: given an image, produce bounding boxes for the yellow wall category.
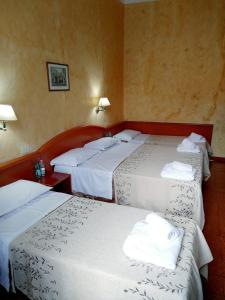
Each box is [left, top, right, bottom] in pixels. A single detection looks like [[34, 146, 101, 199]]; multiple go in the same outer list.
[[1, 0, 224, 163], [0, 0, 124, 163], [124, 0, 225, 157]]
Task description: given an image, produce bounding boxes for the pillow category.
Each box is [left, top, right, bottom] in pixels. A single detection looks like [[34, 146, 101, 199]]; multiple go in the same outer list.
[[50, 148, 99, 167], [84, 137, 117, 151], [113, 129, 141, 141], [0, 180, 51, 216]]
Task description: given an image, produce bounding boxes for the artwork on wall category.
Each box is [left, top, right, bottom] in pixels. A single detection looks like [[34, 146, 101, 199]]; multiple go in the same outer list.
[[46, 62, 70, 91]]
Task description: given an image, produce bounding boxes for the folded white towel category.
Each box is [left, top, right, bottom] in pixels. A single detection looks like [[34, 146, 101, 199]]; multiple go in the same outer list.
[[145, 213, 180, 247], [161, 161, 196, 181], [188, 132, 206, 143], [123, 218, 184, 269], [177, 138, 200, 153], [169, 161, 193, 172]]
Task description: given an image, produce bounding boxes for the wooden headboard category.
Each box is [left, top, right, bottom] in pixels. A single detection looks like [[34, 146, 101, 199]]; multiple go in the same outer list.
[[125, 121, 214, 144], [38, 125, 105, 172], [0, 121, 214, 187], [0, 152, 39, 187], [106, 122, 125, 136]]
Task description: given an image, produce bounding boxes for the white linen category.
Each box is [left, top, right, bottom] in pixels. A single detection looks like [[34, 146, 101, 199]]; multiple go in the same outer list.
[[129, 133, 150, 144], [50, 148, 99, 167], [161, 161, 196, 181], [188, 132, 206, 143], [9, 197, 213, 300], [130, 134, 211, 179], [169, 161, 193, 172], [55, 142, 141, 199], [177, 138, 200, 153], [84, 137, 118, 151], [145, 212, 181, 245], [113, 129, 141, 141], [0, 180, 51, 216], [0, 191, 71, 290], [123, 220, 184, 269]]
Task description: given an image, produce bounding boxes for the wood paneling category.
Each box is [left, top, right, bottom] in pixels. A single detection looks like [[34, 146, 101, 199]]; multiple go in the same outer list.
[[106, 122, 125, 136], [0, 152, 39, 187], [38, 125, 105, 172], [125, 121, 213, 144]]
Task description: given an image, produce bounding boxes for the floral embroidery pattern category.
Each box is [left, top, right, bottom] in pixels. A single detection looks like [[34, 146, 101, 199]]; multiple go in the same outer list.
[[114, 144, 202, 221], [123, 215, 198, 299], [10, 198, 102, 300], [10, 197, 203, 300]]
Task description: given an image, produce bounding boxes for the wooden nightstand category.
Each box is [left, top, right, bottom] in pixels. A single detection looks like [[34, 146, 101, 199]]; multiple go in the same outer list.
[[37, 172, 72, 194]]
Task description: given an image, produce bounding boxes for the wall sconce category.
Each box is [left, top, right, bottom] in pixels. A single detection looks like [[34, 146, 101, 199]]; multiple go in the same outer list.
[[96, 97, 111, 113], [0, 104, 17, 131]]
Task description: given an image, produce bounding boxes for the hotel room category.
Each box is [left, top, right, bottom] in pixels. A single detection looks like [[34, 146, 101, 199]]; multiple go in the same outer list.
[[0, 0, 224, 299]]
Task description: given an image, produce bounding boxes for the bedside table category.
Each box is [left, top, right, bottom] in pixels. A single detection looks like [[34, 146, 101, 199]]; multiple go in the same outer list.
[[37, 172, 72, 194]]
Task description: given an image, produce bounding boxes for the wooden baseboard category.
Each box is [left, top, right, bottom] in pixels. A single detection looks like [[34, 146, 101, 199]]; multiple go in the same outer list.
[[212, 156, 225, 163]]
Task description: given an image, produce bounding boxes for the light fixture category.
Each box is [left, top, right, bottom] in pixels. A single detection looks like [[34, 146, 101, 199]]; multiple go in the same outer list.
[[0, 104, 17, 131], [96, 97, 111, 113]]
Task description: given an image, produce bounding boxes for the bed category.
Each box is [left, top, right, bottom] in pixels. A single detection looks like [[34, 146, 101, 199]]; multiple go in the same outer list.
[[0, 184, 212, 300], [113, 130, 211, 180], [54, 140, 205, 228], [54, 141, 140, 199]]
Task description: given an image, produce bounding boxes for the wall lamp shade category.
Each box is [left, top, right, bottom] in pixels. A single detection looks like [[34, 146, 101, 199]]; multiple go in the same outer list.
[[0, 104, 17, 131], [96, 97, 111, 113]]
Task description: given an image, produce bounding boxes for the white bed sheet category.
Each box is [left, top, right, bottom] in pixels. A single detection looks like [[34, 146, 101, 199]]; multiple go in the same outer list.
[[0, 191, 71, 291], [129, 133, 150, 144], [55, 142, 141, 199]]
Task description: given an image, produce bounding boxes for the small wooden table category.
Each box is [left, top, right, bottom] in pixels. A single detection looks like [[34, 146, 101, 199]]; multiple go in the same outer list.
[[36, 172, 72, 194]]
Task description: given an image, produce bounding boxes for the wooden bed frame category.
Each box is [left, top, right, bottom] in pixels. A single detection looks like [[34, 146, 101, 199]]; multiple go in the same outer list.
[[38, 125, 105, 172], [0, 121, 214, 187], [124, 121, 213, 144]]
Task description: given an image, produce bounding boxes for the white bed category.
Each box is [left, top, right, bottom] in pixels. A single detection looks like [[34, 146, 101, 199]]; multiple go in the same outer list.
[[0, 190, 71, 290], [55, 142, 141, 199], [54, 140, 205, 228], [0, 185, 213, 300], [128, 133, 211, 179]]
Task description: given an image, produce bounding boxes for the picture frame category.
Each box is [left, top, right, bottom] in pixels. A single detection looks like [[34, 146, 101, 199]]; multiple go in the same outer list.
[[46, 62, 70, 91]]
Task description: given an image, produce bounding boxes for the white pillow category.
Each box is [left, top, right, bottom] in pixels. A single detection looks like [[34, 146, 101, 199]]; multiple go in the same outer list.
[[0, 180, 51, 216], [113, 129, 141, 141], [84, 137, 117, 151], [50, 148, 99, 167]]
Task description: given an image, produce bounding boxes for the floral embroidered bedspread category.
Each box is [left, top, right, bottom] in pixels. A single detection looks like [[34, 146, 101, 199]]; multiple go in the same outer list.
[[144, 135, 210, 178], [114, 144, 205, 228], [10, 197, 212, 300]]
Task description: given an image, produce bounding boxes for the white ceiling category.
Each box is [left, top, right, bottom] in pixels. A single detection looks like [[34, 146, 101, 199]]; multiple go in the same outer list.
[[121, 0, 158, 4]]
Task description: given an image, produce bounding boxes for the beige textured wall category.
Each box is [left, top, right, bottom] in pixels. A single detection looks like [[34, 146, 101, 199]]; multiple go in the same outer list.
[[124, 0, 225, 157], [0, 0, 124, 163]]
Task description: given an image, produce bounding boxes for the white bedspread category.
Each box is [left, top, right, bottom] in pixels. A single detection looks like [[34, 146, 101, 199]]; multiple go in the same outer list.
[[0, 191, 71, 290], [9, 197, 213, 300], [55, 142, 140, 199], [130, 134, 211, 179]]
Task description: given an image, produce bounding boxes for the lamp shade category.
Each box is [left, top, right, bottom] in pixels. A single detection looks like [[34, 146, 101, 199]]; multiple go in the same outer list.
[[0, 105, 17, 121], [99, 97, 110, 107]]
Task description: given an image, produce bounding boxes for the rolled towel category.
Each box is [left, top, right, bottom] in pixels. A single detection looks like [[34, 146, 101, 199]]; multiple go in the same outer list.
[[123, 219, 184, 269], [145, 213, 180, 246], [161, 162, 196, 181], [188, 132, 206, 143], [177, 138, 200, 153]]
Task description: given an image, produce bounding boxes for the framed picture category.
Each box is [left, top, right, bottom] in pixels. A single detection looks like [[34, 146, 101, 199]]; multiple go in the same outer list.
[[46, 62, 70, 91]]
